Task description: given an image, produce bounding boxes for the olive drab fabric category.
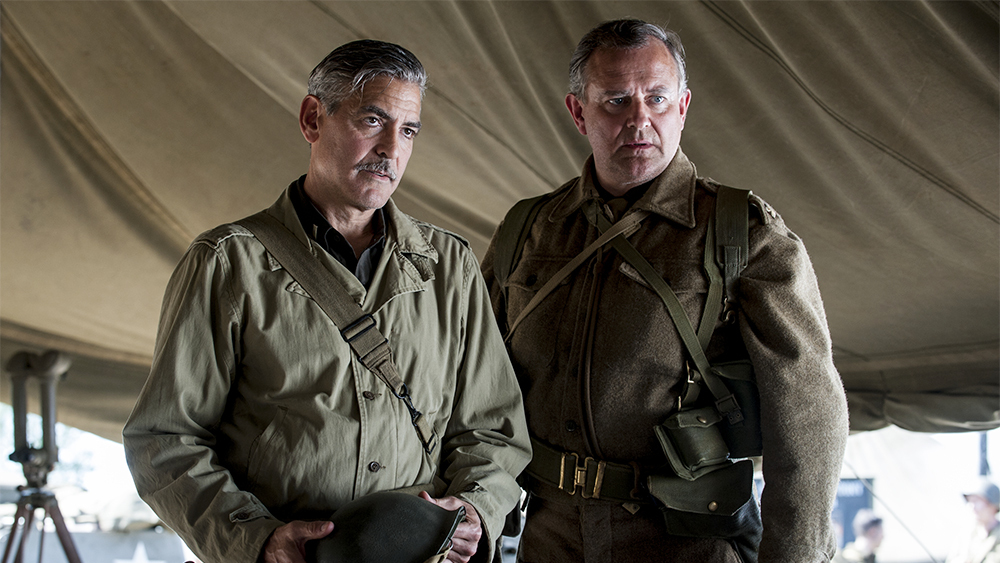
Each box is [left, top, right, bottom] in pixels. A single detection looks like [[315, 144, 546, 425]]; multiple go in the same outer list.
[[123, 182, 531, 563], [481, 150, 849, 562]]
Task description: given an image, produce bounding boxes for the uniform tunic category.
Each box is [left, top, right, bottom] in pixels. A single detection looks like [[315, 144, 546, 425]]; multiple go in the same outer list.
[[481, 150, 849, 563]]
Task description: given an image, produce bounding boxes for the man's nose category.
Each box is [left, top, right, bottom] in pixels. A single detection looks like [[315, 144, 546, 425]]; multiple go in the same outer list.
[[626, 101, 652, 130], [376, 130, 400, 159]]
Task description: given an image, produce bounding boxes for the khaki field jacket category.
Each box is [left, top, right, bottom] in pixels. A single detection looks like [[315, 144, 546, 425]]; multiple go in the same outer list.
[[125, 182, 531, 562]]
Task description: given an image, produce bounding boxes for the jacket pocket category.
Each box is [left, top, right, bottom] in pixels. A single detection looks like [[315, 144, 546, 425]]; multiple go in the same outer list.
[[247, 406, 288, 482], [618, 258, 708, 295], [505, 256, 576, 317]]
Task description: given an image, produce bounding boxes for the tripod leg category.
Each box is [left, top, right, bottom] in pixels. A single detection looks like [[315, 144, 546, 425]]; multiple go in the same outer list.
[[14, 504, 36, 563], [1, 498, 28, 563], [45, 501, 82, 563], [36, 507, 46, 563]]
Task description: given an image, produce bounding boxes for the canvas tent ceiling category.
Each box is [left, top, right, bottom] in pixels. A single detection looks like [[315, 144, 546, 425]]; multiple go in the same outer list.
[[0, 1, 997, 444]]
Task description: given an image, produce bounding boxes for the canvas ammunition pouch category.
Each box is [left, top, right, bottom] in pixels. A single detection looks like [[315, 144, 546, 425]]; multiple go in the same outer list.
[[648, 460, 762, 563], [305, 491, 465, 563], [656, 361, 762, 481]]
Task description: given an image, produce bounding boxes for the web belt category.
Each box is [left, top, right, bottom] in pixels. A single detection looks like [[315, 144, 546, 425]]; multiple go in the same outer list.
[[525, 437, 648, 504]]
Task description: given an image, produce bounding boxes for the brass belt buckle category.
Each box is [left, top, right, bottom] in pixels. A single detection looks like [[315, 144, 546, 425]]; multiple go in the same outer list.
[[558, 452, 606, 499]]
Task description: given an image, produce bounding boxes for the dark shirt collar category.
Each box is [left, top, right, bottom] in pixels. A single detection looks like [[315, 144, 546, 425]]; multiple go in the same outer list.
[[290, 176, 386, 287]]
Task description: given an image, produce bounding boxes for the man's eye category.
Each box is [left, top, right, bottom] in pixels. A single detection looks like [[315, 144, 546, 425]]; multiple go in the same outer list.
[[364, 116, 380, 126], [651, 96, 666, 104], [402, 128, 417, 139], [607, 98, 626, 106]]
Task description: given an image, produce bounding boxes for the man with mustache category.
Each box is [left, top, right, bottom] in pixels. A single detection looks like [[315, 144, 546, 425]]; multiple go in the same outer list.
[[481, 19, 848, 562], [124, 40, 530, 563]]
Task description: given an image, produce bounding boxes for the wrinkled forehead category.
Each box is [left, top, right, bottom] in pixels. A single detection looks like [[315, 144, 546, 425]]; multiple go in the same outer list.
[[583, 43, 682, 98]]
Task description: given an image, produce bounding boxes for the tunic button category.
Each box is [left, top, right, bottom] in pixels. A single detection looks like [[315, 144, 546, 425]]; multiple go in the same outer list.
[[362, 391, 376, 400], [708, 501, 719, 512], [565, 420, 578, 432], [525, 274, 538, 287], [368, 461, 381, 473]]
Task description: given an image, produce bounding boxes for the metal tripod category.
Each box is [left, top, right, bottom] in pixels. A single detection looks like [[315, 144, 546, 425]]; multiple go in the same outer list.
[[1, 350, 83, 563], [2, 487, 82, 563]]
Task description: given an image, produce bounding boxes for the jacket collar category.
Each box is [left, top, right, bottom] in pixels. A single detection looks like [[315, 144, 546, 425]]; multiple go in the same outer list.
[[383, 198, 439, 264], [549, 148, 699, 229], [267, 176, 438, 264]]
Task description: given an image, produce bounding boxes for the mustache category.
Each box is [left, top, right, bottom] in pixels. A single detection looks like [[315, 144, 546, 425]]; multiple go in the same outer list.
[[355, 159, 397, 181]]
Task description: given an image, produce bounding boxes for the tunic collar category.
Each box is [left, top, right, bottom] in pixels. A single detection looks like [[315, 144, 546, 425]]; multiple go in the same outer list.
[[549, 148, 699, 229]]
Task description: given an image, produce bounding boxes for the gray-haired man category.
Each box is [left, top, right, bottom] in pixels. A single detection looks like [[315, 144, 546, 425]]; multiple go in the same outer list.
[[124, 40, 530, 563]]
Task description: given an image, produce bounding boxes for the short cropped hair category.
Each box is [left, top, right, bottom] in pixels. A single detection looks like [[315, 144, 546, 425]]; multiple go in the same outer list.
[[308, 39, 427, 114], [568, 19, 688, 101]]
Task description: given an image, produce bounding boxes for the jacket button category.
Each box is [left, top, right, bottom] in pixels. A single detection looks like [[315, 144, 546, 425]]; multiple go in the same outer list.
[[525, 274, 538, 287], [565, 420, 578, 432], [362, 391, 376, 400], [234, 511, 249, 520], [368, 461, 381, 473], [708, 501, 719, 512]]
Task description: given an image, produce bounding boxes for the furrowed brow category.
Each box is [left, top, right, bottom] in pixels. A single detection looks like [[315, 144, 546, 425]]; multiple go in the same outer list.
[[360, 105, 392, 121], [598, 89, 631, 99], [360, 105, 421, 131]]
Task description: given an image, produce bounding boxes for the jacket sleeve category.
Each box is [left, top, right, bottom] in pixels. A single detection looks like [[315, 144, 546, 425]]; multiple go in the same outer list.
[[439, 247, 531, 560], [122, 238, 282, 563], [739, 201, 850, 563]]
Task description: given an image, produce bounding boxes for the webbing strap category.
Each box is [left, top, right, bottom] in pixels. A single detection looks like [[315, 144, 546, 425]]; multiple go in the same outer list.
[[237, 212, 439, 454], [584, 207, 744, 424], [504, 209, 650, 342], [494, 194, 550, 291], [699, 214, 724, 351], [715, 187, 750, 307]]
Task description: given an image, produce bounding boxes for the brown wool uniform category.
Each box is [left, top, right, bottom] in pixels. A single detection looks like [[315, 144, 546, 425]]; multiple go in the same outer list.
[[481, 149, 849, 563]]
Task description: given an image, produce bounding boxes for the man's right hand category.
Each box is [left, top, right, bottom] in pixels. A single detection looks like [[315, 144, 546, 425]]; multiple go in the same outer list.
[[261, 520, 334, 563]]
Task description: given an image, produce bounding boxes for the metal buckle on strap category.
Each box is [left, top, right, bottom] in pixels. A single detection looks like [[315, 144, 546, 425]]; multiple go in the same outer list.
[[558, 453, 606, 499], [715, 394, 744, 424], [342, 314, 377, 343]]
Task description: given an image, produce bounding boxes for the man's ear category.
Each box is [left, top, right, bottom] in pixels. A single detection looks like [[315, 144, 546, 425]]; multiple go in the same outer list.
[[678, 89, 692, 129], [299, 95, 324, 143], [565, 93, 587, 136]]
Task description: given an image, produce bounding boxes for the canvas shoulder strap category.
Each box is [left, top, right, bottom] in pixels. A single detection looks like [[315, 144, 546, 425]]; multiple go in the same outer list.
[[493, 193, 551, 292], [237, 211, 439, 454], [714, 185, 750, 315]]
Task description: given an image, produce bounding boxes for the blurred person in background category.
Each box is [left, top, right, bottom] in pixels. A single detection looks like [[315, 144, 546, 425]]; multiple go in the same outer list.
[[833, 509, 883, 563], [947, 479, 1000, 563]]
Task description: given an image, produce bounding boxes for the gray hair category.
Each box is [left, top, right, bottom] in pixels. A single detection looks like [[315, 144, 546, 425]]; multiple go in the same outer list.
[[308, 39, 427, 114], [568, 19, 688, 101]]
